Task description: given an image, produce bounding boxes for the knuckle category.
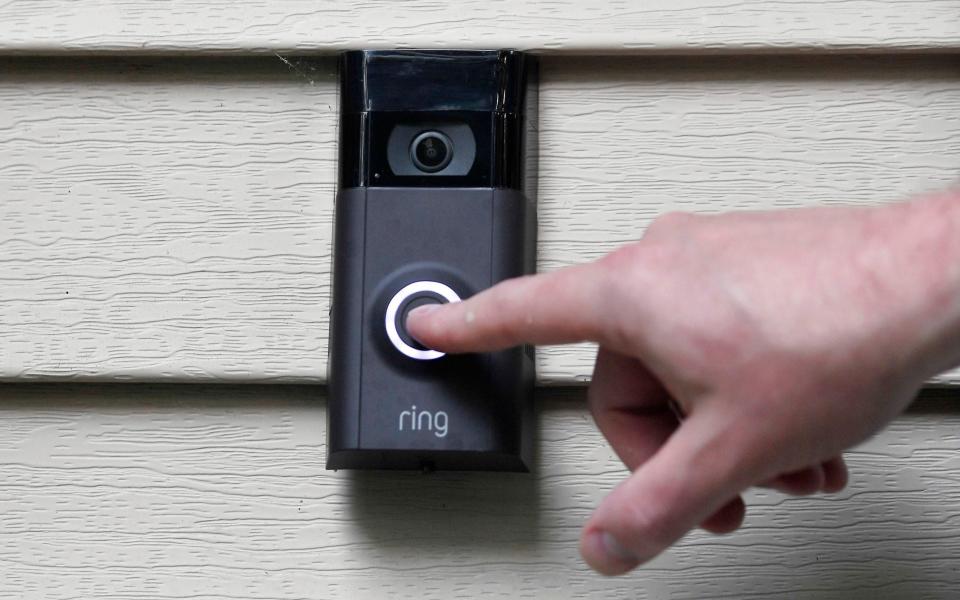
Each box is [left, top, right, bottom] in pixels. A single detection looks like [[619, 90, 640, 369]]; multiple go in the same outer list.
[[599, 241, 644, 271], [646, 211, 698, 237], [597, 241, 650, 287], [592, 243, 667, 350]]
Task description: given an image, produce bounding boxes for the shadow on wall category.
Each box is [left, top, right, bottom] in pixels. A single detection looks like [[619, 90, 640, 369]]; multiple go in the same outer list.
[[346, 468, 541, 559], [0, 55, 338, 86], [343, 390, 550, 559], [540, 53, 960, 86]]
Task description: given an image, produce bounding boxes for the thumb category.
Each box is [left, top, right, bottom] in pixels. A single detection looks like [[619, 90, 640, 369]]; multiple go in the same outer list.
[[580, 407, 755, 575]]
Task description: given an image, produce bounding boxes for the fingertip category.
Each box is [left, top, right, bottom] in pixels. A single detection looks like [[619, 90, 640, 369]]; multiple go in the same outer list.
[[766, 465, 825, 496], [821, 456, 849, 493], [405, 303, 440, 342], [580, 527, 641, 576], [406, 294, 507, 353], [405, 302, 458, 350], [699, 496, 746, 534]]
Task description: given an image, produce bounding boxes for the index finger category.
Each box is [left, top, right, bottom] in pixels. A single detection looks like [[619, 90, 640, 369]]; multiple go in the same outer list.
[[405, 261, 617, 353]]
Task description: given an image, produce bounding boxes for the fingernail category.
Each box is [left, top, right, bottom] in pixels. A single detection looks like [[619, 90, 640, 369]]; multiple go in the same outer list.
[[599, 531, 640, 564], [407, 304, 439, 322]]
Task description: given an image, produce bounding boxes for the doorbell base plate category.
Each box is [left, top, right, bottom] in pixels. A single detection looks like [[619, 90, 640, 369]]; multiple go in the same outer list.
[[327, 50, 537, 472]]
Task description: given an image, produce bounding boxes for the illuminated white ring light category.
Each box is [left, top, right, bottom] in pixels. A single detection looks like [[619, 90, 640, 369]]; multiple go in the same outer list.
[[385, 280, 461, 360]]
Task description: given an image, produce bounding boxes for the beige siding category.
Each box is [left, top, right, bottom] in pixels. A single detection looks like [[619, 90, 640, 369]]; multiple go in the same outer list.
[[1, 56, 958, 383], [3, 4, 959, 598], [1, 0, 959, 54], [0, 384, 956, 599], [2, 4, 959, 598]]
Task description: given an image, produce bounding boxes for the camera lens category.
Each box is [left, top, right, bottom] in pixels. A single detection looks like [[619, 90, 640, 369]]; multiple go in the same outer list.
[[411, 131, 453, 173]]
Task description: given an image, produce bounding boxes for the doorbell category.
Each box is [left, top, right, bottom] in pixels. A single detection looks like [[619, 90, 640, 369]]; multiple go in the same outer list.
[[326, 50, 537, 471]]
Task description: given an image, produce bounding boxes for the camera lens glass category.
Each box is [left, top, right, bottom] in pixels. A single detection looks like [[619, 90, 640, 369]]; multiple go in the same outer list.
[[411, 131, 453, 173]]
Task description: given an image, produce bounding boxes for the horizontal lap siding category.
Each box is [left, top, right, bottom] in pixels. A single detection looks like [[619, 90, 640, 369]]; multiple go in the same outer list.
[[2, 56, 958, 383], [1, 0, 959, 54], [0, 384, 956, 599], [2, 7, 959, 597]]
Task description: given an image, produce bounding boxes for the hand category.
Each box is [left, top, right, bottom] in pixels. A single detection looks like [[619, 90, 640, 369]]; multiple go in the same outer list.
[[407, 195, 960, 574]]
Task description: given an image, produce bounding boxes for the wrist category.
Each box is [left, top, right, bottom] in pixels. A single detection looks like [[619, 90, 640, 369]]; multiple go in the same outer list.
[[875, 189, 960, 381]]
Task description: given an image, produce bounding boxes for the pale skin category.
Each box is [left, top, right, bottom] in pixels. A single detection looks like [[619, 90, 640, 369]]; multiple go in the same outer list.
[[406, 190, 960, 575]]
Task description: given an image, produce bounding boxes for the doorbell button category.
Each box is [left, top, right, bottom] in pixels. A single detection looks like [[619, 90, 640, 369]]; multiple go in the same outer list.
[[398, 295, 442, 351], [385, 281, 461, 360]]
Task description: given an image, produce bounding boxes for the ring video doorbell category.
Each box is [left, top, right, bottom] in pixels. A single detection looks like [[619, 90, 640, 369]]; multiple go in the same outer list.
[[327, 50, 537, 471]]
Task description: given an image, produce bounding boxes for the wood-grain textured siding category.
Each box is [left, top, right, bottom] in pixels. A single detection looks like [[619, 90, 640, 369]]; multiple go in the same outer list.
[[0, 383, 956, 599], [1, 0, 959, 54], [2, 56, 958, 383]]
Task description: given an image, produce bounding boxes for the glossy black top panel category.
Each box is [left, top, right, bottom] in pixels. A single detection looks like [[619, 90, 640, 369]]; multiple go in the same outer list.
[[340, 50, 528, 114]]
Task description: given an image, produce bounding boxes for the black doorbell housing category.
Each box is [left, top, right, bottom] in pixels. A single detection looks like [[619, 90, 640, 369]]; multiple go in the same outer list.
[[327, 50, 537, 471]]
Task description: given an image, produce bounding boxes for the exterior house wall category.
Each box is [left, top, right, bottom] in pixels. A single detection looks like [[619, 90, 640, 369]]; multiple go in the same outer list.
[[1, 4, 959, 597]]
